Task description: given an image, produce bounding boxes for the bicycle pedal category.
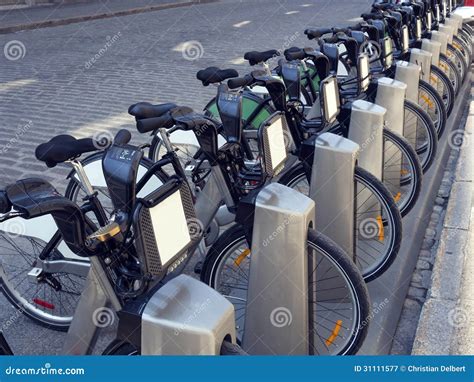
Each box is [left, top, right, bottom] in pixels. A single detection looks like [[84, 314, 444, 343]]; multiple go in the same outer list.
[[88, 221, 121, 242]]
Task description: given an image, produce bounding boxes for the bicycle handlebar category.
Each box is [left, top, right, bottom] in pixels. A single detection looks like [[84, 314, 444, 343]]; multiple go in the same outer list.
[[136, 115, 174, 133], [227, 74, 255, 89]]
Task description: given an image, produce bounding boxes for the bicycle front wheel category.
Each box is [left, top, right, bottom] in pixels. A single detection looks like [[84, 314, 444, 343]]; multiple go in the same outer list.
[[404, 99, 438, 172], [279, 165, 402, 281], [430, 65, 455, 119], [382, 128, 423, 217], [200, 225, 371, 355], [417, 80, 447, 139], [447, 44, 467, 82], [438, 54, 461, 97]]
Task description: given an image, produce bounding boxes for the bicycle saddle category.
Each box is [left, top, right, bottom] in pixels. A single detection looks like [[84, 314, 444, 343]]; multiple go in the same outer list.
[[128, 102, 177, 120], [304, 27, 333, 40], [244, 49, 280, 65], [35, 135, 99, 167], [4, 178, 91, 256], [196, 67, 239, 86]]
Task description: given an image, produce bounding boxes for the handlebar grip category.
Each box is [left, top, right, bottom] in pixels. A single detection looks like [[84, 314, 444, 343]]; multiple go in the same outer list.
[[0, 191, 11, 214], [227, 74, 254, 89], [136, 115, 174, 134], [113, 129, 132, 145], [77, 138, 101, 152]]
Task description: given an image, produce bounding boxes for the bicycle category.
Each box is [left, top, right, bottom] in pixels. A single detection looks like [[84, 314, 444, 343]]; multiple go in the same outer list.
[[0, 129, 244, 355]]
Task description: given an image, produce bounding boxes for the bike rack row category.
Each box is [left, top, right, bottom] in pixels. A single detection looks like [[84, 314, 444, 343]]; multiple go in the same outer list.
[[0, 1, 471, 356]]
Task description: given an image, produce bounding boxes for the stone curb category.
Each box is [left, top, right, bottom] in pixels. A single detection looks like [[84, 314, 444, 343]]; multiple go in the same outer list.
[[0, 0, 218, 35], [411, 75, 473, 355], [359, 69, 472, 355]]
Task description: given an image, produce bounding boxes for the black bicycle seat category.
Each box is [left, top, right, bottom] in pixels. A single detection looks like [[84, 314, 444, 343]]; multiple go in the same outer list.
[[196, 67, 239, 86], [244, 50, 280, 65], [304, 27, 333, 40], [128, 102, 177, 120], [35, 135, 98, 168]]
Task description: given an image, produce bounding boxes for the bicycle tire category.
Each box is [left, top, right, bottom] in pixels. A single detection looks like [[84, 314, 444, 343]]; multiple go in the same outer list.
[[200, 225, 371, 355], [278, 164, 402, 282], [438, 53, 461, 96], [430, 65, 455, 118], [404, 99, 438, 172], [382, 128, 423, 217], [418, 79, 447, 138]]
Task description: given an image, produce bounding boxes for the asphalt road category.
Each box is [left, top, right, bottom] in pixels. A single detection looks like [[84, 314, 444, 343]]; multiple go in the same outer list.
[[0, 0, 371, 355]]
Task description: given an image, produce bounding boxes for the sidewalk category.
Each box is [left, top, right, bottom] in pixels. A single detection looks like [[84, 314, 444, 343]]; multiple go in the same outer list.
[[412, 80, 474, 355], [0, 0, 215, 33]]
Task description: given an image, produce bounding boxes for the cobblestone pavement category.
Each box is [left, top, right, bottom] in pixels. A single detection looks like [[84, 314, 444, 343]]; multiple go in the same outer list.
[[0, 0, 191, 29], [412, 84, 473, 355], [0, 0, 371, 354]]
